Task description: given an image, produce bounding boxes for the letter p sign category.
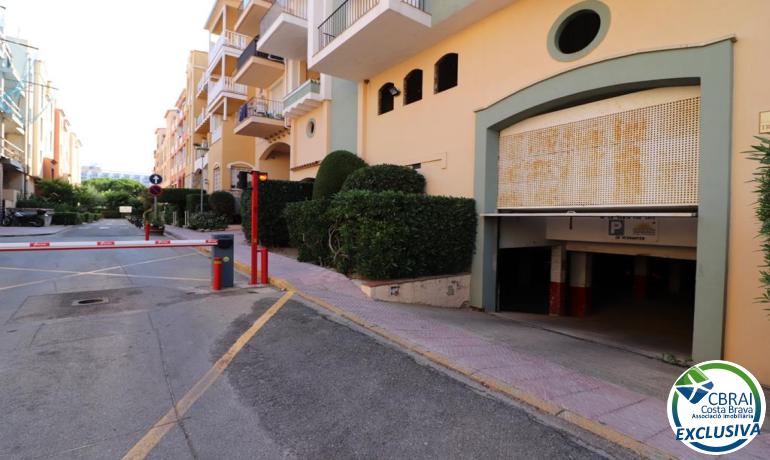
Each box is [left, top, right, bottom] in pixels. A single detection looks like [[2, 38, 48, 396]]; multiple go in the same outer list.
[[609, 219, 625, 237]]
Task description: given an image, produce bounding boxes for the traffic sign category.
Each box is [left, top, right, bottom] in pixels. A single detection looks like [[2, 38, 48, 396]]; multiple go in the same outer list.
[[149, 185, 163, 196], [149, 174, 163, 185]]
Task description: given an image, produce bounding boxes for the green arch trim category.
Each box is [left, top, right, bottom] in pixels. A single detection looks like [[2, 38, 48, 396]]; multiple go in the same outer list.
[[472, 40, 734, 362]]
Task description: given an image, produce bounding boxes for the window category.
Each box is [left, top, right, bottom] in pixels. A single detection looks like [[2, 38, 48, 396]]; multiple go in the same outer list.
[[378, 83, 397, 115], [434, 53, 458, 93], [213, 167, 221, 191], [547, 1, 609, 62], [307, 118, 316, 137], [403, 69, 423, 105], [230, 166, 250, 189]]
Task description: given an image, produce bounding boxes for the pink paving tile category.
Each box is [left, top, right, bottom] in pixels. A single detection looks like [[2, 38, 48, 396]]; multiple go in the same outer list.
[[553, 382, 647, 419], [512, 372, 606, 401], [480, 357, 574, 386], [597, 398, 669, 441]]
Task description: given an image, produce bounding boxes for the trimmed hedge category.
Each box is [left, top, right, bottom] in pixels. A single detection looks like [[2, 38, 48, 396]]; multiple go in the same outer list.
[[52, 212, 83, 226], [284, 199, 332, 265], [242, 180, 313, 247], [16, 197, 52, 209], [185, 192, 209, 214], [102, 210, 122, 218], [187, 212, 229, 231], [341, 164, 426, 194], [327, 191, 476, 279], [209, 191, 236, 219], [312, 150, 367, 200]]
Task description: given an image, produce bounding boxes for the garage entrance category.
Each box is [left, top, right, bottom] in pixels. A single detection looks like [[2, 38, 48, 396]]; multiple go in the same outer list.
[[497, 247, 551, 314]]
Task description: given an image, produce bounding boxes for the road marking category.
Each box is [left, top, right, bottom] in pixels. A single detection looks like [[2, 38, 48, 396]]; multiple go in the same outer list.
[[0, 253, 198, 292], [0, 266, 208, 282], [99, 226, 110, 229], [121, 290, 294, 460]]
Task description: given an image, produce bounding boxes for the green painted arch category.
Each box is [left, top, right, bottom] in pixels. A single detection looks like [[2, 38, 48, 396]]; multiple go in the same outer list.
[[472, 40, 734, 362]]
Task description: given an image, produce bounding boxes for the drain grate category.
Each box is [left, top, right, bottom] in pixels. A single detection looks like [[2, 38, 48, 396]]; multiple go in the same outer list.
[[71, 297, 109, 307]]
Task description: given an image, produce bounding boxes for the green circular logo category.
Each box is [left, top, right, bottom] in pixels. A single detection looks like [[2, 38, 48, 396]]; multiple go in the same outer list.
[[667, 360, 765, 455]]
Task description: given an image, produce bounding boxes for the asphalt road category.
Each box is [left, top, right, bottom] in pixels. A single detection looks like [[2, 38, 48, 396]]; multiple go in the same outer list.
[[0, 220, 635, 459]]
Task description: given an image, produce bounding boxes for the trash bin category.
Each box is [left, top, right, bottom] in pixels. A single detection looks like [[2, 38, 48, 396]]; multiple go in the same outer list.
[[212, 233, 234, 288]]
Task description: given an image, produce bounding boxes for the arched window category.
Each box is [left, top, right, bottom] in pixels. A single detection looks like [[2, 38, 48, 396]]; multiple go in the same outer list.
[[434, 53, 458, 93], [378, 82, 397, 115], [403, 69, 423, 105]]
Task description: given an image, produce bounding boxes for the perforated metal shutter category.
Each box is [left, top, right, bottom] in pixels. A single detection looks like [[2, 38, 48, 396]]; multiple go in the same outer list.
[[497, 97, 700, 209]]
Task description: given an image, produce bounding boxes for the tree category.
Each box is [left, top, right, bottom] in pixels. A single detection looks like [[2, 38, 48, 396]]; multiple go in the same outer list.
[[73, 184, 104, 211], [83, 178, 145, 195], [37, 179, 76, 206]]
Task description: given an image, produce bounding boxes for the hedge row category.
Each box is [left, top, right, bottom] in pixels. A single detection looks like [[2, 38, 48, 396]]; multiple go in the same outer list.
[[285, 190, 477, 280], [242, 180, 313, 247]]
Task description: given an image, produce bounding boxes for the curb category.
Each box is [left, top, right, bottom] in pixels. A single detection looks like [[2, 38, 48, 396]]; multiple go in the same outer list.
[[166, 228, 675, 460]]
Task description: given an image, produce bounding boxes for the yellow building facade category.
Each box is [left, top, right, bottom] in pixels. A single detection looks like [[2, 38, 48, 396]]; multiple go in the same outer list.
[[304, 0, 770, 384]]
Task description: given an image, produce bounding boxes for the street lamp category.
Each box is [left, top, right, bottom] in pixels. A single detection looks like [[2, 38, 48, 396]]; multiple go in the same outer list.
[[194, 143, 209, 213]]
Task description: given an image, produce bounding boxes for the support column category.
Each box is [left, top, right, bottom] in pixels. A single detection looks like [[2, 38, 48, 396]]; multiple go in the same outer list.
[[569, 252, 592, 317], [549, 245, 568, 316], [633, 255, 648, 300]]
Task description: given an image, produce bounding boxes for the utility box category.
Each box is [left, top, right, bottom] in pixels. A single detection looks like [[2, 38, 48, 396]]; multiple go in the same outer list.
[[212, 233, 235, 288]]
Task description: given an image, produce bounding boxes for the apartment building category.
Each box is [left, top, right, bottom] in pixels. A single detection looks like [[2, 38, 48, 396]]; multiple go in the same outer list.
[[296, 0, 770, 384], [0, 11, 82, 210], [185, 50, 209, 190]]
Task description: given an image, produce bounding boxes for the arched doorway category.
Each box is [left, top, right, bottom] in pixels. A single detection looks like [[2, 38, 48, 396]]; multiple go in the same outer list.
[[259, 141, 290, 181]]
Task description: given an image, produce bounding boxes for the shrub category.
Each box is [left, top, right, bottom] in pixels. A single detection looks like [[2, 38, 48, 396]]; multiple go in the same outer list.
[[38, 179, 76, 206], [101, 210, 122, 218], [312, 150, 367, 200], [187, 212, 229, 231], [341, 164, 426, 194], [328, 190, 477, 280], [16, 196, 52, 209], [185, 192, 208, 214], [52, 212, 83, 226], [242, 180, 313, 247], [209, 191, 236, 219], [284, 199, 333, 264]]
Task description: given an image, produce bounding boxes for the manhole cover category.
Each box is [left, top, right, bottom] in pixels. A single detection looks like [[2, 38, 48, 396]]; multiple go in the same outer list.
[[71, 297, 109, 306]]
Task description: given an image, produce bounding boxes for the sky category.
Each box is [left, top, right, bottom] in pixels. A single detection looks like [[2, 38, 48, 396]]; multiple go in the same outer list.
[[2, 0, 213, 174]]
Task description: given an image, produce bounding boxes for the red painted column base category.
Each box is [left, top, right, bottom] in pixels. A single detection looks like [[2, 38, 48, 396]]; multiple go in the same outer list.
[[633, 276, 647, 300], [549, 282, 568, 316], [570, 286, 591, 317]]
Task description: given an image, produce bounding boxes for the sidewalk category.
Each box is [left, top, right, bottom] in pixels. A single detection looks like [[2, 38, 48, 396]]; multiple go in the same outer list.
[[166, 225, 769, 459], [0, 225, 71, 238]]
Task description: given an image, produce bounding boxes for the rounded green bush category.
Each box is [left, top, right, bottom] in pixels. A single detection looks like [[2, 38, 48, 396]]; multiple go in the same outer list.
[[341, 164, 426, 194], [208, 191, 235, 218], [312, 150, 367, 200]]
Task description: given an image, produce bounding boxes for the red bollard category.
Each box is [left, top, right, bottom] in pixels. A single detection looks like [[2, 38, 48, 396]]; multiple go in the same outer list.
[[144, 222, 150, 241], [260, 247, 268, 285], [212, 257, 222, 291]]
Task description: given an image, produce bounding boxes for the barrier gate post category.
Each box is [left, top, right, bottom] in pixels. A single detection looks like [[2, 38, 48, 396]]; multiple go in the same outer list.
[[212, 234, 234, 289]]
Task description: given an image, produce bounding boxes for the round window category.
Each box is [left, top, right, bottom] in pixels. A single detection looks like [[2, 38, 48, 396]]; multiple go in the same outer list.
[[306, 119, 316, 138], [547, 1, 610, 62]]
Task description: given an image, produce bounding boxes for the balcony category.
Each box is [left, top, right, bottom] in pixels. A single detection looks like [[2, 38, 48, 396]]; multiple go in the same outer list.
[[235, 0, 275, 36], [258, 0, 308, 59], [207, 76, 249, 115], [194, 153, 209, 173], [311, 0, 431, 80], [283, 79, 322, 119], [234, 98, 287, 138], [233, 38, 285, 88], [1, 138, 24, 165], [208, 30, 250, 77], [196, 75, 209, 98], [195, 110, 210, 134]]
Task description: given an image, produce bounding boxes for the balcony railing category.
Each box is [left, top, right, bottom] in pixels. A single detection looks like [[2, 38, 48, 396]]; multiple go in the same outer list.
[[1, 138, 24, 163], [195, 110, 208, 129], [284, 79, 320, 108], [318, 0, 378, 51], [238, 98, 285, 123], [237, 37, 284, 72], [261, 0, 307, 36], [196, 76, 208, 95], [317, 0, 427, 52], [207, 77, 248, 106], [209, 30, 249, 58]]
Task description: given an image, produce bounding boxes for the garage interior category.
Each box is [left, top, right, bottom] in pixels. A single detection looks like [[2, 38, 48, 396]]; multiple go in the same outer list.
[[493, 86, 702, 362]]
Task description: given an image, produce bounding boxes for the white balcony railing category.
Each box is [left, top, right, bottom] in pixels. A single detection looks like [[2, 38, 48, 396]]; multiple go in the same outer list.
[[207, 77, 248, 107], [196, 110, 208, 129], [209, 30, 250, 59], [196, 76, 208, 96]]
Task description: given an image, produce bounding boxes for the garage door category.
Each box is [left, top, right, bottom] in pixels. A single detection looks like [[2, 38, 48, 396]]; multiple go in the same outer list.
[[497, 86, 700, 210]]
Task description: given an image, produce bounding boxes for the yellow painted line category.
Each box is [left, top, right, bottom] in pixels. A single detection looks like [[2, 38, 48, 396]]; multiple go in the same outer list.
[[121, 290, 294, 460]]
